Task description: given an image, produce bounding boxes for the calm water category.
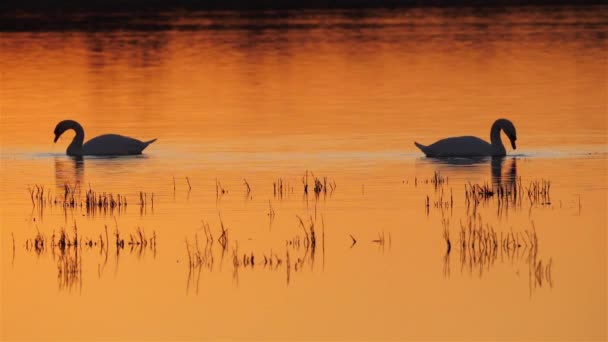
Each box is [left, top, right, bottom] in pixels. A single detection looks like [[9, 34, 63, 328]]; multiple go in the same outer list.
[[1, 6, 607, 341]]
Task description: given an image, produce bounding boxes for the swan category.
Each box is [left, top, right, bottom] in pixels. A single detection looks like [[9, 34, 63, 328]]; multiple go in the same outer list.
[[53, 120, 157, 156], [414, 118, 517, 157]]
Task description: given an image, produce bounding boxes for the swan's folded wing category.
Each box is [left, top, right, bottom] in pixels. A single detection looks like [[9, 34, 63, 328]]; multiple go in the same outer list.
[[424, 136, 493, 157], [83, 134, 150, 155]]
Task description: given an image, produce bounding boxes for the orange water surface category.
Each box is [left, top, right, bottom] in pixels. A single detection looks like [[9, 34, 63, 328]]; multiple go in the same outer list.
[[1, 6, 607, 341]]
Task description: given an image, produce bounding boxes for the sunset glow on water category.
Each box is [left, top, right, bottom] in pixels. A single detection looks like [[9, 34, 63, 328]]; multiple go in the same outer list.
[[1, 5, 606, 340]]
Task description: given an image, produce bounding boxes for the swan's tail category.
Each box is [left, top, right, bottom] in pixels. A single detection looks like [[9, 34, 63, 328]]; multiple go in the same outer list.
[[142, 138, 157, 149], [414, 141, 427, 154]]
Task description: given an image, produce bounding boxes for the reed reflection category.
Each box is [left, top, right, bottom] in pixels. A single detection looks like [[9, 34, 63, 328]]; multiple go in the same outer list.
[[417, 157, 553, 293], [185, 214, 321, 294], [441, 211, 553, 294], [22, 221, 157, 292]]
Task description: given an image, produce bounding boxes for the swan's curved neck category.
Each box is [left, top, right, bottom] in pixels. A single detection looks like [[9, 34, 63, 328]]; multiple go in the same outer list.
[[490, 122, 505, 154], [66, 121, 85, 156]]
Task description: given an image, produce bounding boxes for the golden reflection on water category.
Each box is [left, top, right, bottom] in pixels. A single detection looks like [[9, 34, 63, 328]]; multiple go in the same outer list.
[[2, 154, 606, 340], [1, 5, 607, 341]]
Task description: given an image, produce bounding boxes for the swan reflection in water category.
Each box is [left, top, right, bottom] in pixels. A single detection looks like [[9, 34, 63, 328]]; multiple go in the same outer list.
[[54, 156, 84, 191], [491, 157, 517, 189], [423, 156, 518, 186], [424, 156, 520, 215]]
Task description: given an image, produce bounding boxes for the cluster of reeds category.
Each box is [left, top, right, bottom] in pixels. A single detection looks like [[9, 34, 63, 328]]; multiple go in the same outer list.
[[465, 182, 495, 203], [239, 252, 256, 267], [464, 180, 521, 215], [86, 189, 153, 216], [56, 224, 80, 250], [495, 179, 521, 205], [273, 177, 293, 198], [285, 215, 314, 249], [27, 183, 145, 218], [284, 215, 320, 276], [293, 215, 316, 250], [137, 191, 154, 215], [410, 172, 449, 189], [23, 223, 82, 291], [185, 232, 213, 271], [526, 179, 551, 205], [425, 188, 454, 213], [86, 189, 128, 214], [20, 221, 156, 291], [126, 226, 156, 248], [303, 171, 336, 197], [24, 228, 46, 254], [417, 172, 553, 218], [184, 214, 326, 290], [431, 171, 448, 190], [24, 221, 156, 255], [183, 219, 236, 293], [23, 223, 79, 256], [314, 176, 335, 196], [137, 191, 152, 207], [28, 184, 53, 206], [416, 172, 453, 215], [465, 178, 552, 211], [185, 217, 229, 272], [260, 251, 283, 269], [62, 183, 80, 207], [114, 225, 156, 253]]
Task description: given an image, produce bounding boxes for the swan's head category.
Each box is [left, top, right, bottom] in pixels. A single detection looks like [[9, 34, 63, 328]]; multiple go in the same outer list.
[[497, 118, 517, 150], [53, 120, 79, 143]]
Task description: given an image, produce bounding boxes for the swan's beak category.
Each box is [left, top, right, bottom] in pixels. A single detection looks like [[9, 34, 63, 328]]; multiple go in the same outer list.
[[53, 135, 59, 143], [510, 139, 516, 150]]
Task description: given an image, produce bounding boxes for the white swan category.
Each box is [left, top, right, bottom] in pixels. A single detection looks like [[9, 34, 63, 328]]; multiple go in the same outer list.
[[53, 120, 157, 156], [414, 118, 517, 157]]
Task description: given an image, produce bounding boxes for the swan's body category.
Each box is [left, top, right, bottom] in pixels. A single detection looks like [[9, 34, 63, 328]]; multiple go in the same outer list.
[[53, 120, 156, 156], [414, 118, 517, 157]]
